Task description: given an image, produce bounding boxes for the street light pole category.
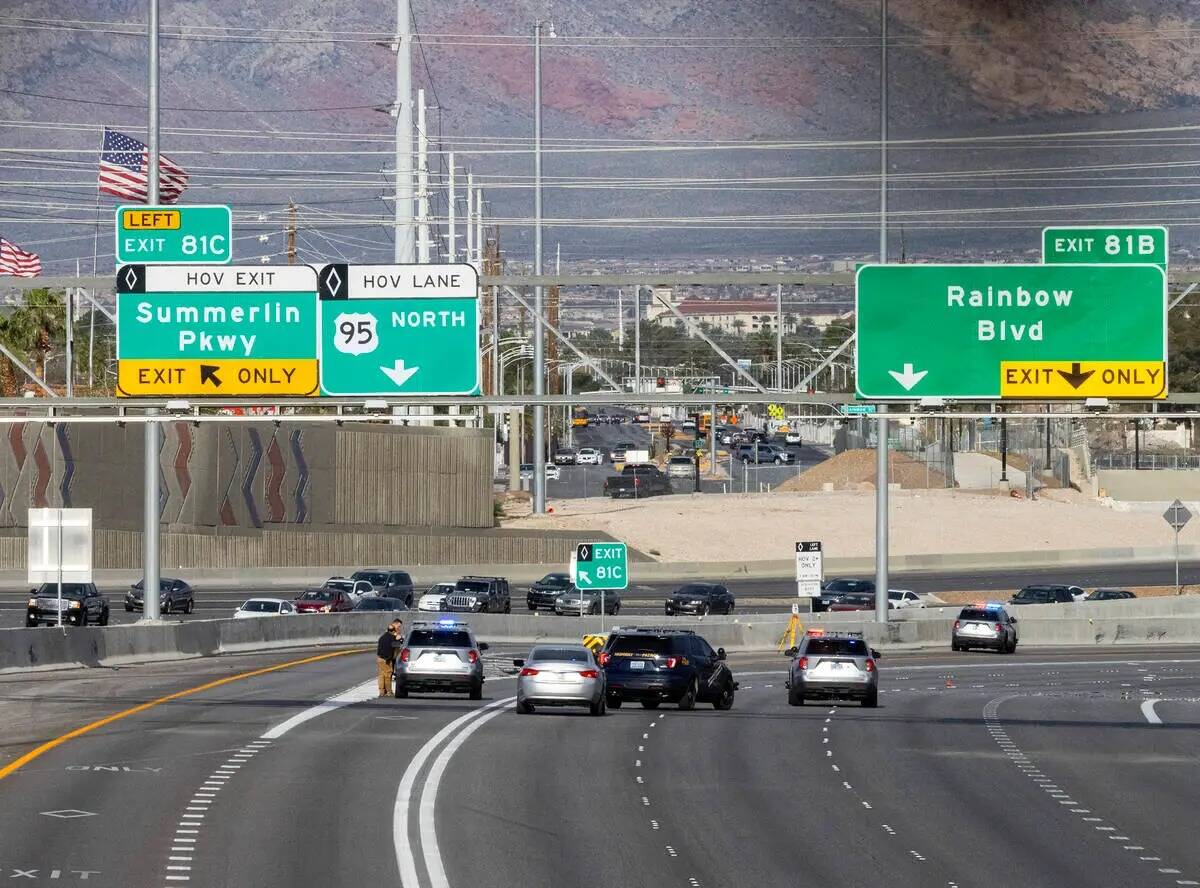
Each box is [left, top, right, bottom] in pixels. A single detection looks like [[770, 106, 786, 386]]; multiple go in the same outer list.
[[142, 0, 161, 623], [532, 20, 549, 514], [874, 0, 889, 624]]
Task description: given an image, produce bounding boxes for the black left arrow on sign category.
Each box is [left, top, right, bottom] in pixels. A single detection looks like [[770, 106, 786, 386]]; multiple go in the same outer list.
[[200, 365, 222, 388], [1057, 362, 1095, 390]]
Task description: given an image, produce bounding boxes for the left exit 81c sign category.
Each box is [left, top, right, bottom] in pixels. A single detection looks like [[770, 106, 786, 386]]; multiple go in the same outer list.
[[115, 204, 232, 265]]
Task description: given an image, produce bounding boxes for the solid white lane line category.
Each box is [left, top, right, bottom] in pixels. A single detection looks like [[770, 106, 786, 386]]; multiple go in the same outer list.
[[261, 680, 377, 739], [417, 698, 517, 888], [394, 698, 513, 888], [1141, 699, 1163, 725]]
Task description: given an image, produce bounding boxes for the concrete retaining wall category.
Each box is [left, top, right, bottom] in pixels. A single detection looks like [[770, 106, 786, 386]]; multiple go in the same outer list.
[[7, 602, 1200, 674], [1098, 469, 1200, 502]]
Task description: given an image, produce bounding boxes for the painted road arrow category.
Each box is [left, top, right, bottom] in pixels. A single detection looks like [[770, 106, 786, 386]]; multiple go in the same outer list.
[[199, 364, 222, 387], [379, 359, 419, 388], [1056, 362, 1095, 390], [887, 363, 928, 392]]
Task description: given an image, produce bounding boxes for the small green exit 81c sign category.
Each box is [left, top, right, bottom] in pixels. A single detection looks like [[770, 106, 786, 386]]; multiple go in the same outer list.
[[1043, 225, 1167, 271], [573, 542, 628, 591], [115, 205, 232, 265]]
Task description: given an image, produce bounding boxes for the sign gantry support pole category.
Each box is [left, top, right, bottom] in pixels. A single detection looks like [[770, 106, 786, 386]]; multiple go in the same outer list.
[[142, 0, 161, 622], [532, 20, 548, 515], [874, 0, 890, 625]]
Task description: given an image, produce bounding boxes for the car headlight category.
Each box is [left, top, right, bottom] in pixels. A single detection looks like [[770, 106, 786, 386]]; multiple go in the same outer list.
[[321, 605, 332, 613], [27, 598, 37, 607], [69, 600, 81, 610]]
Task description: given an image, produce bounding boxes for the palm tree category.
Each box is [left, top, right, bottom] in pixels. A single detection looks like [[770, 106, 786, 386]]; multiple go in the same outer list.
[[0, 289, 65, 393], [731, 319, 747, 336]]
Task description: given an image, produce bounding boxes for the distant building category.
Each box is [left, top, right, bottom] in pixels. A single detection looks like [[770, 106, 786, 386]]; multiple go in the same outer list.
[[652, 298, 851, 336]]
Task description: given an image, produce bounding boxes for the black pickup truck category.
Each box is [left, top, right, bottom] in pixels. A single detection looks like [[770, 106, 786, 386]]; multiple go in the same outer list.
[[603, 464, 674, 499]]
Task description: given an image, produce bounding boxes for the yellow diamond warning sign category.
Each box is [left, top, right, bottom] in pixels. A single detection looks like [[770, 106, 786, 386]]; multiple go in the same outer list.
[[117, 359, 319, 397], [999, 361, 1166, 399]]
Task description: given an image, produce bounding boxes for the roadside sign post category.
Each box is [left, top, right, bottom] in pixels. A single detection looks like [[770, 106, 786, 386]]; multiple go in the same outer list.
[[573, 541, 628, 632], [115, 264, 319, 397], [317, 263, 480, 396], [1043, 226, 1167, 271], [855, 264, 1167, 400], [1163, 499, 1192, 594], [115, 205, 232, 265], [795, 541, 822, 613], [28, 508, 93, 628]]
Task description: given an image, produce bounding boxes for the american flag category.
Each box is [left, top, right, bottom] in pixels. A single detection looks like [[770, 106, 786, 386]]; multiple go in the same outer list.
[[0, 237, 41, 277], [98, 128, 189, 203]]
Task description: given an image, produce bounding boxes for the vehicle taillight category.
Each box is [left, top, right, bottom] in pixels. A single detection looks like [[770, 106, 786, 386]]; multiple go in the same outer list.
[[399, 648, 410, 663], [797, 656, 808, 670], [598, 652, 610, 666], [865, 659, 876, 672], [468, 650, 479, 664], [664, 657, 678, 668], [994, 623, 1002, 633], [953, 620, 960, 630], [519, 667, 538, 676], [579, 669, 600, 678]]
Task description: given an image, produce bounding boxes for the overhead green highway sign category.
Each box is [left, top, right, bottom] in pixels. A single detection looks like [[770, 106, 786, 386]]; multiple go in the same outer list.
[[115, 264, 318, 397], [855, 264, 1167, 401], [115, 205, 232, 265], [317, 263, 480, 396], [1043, 225, 1167, 272]]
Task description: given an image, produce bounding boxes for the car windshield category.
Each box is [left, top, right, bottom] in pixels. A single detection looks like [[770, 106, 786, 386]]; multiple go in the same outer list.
[[805, 638, 868, 656], [675, 584, 714, 596], [325, 581, 354, 593], [669, 456, 692, 464], [425, 585, 452, 595], [825, 579, 870, 593], [539, 574, 571, 586], [36, 583, 88, 599], [408, 629, 472, 647], [131, 579, 175, 591], [842, 593, 874, 604], [530, 647, 589, 663], [352, 571, 388, 585], [1014, 588, 1051, 600], [300, 589, 334, 601], [609, 635, 674, 656], [960, 608, 1000, 620], [241, 600, 281, 613]]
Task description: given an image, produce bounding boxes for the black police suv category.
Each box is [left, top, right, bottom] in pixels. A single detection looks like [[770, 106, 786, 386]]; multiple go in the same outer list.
[[600, 628, 736, 711]]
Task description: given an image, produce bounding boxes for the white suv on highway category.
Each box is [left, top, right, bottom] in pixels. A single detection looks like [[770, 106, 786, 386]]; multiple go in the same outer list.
[[576, 447, 603, 465]]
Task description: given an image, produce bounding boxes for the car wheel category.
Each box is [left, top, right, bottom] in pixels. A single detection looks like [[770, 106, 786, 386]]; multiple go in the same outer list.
[[788, 686, 804, 707], [951, 641, 961, 652], [862, 690, 878, 708], [186, 599, 194, 614], [124, 604, 133, 613], [726, 602, 735, 615], [612, 603, 620, 616], [589, 696, 606, 717], [664, 607, 672, 616], [700, 604, 710, 617], [528, 605, 537, 612], [164, 600, 173, 615], [712, 683, 735, 711], [25, 618, 36, 628], [504, 600, 511, 614], [469, 681, 483, 701], [394, 681, 408, 699], [608, 697, 623, 709], [640, 700, 660, 710], [99, 609, 109, 626], [678, 678, 698, 711], [516, 699, 534, 715], [774, 457, 783, 465]]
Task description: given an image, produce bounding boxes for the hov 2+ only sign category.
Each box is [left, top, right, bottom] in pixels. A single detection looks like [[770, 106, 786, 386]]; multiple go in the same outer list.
[[115, 205, 232, 265], [855, 264, 1166, 401], [795, 541, 822, 598], [573, 542, 628, 591], [317, 263, 480, 396], [116, 264, 318, 397]]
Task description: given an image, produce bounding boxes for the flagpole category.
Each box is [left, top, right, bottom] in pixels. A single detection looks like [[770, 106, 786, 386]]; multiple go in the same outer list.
[[89, 126, 103, 390], [147, 0, 160, 206]]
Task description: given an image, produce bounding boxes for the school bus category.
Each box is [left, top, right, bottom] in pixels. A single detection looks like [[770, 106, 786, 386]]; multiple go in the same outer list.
[[571, 407, 589, 428]]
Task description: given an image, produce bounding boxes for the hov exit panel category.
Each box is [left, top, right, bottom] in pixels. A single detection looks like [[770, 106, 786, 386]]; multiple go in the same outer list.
[[117, 359, 319, 397], [999, 361, 1166, 399]]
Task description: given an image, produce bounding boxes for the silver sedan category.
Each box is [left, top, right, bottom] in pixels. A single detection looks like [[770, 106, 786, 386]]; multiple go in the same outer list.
[[515, 644, 607, 716], [553, 588, 621, 616]]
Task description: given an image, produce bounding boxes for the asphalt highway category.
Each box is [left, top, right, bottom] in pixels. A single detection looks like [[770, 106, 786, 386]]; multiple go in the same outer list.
[[2, 644, 1197, 887], [4, 559, 1200, 627]]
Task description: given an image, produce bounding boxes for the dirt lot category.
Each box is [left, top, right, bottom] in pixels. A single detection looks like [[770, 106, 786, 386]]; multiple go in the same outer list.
[[503, 487, 1192, 563], [777, 449, 949, 492]]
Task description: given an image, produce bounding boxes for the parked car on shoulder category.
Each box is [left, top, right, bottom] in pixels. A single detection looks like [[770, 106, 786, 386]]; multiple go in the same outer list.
[[600, 627, 736, 711], [515, 643, 607, 716], [349, 569, 415, 607], [125, 577, 195, 614], [418, 582, 456, 612], [952, 603, 1019, 653], [1086, 588, 1136, 601], [785, 629, 879, 707], [234, 598, 295, 618], [443, 576, 512, 613], [295, 587, 355, 614], [27, 583, 110, 627], [394, 619, 488, 700], [1010, 584, 1084, 605]]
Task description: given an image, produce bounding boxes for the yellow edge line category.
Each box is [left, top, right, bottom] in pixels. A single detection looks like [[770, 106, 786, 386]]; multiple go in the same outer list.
[[0, 646, 369, 783]]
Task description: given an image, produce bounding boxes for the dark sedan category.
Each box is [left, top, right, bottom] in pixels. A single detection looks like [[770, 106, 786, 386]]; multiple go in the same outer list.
[[1086, 588, 1137, 601], [125, 577, 195, 614], [816, 578, 876, 613], [353, 596, 410, 612], [665, 583, 735, 616], [828, 592, 877, 612], [528, 572, 575, 611]]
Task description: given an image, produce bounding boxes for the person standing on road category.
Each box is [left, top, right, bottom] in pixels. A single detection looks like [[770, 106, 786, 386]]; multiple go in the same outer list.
[[377, 619, 403, 697]]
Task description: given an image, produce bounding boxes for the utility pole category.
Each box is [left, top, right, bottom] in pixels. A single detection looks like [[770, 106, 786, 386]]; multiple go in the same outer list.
[[475, 188, 484, 270], [490, 224, 501, 395], [775, 284, 783, 391], [532, 19, 550, 514], [874, 0, 889, 625], [447, 152, 457, 262], [393, 0, 415, 262], [143, 0, 161, 622], [416, 87, 431, 263], [617, 289, 625, 349], [633, 285, 641, 396], [465, 170, 475, 267], [286, 201, 297, 264]]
